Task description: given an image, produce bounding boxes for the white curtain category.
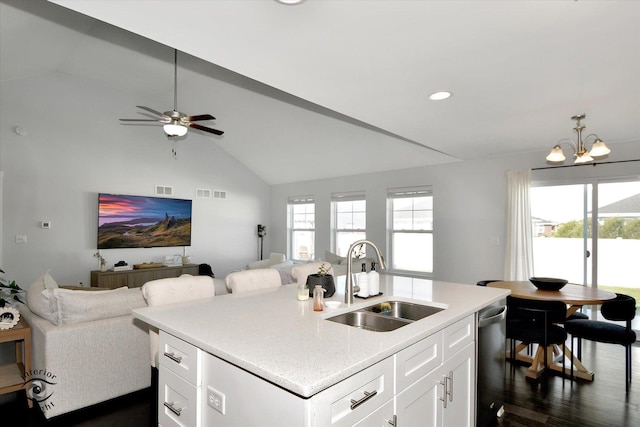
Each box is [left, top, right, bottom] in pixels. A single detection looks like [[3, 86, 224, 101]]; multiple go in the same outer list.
[[504, 169, 534, 280]]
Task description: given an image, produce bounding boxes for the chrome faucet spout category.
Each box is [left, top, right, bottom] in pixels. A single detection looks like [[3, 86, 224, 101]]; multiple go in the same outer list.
[[345, 239, 386, 305]]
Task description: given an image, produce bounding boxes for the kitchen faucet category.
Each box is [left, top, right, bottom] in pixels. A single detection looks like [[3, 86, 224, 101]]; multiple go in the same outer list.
[[345, 239, 386, 305]]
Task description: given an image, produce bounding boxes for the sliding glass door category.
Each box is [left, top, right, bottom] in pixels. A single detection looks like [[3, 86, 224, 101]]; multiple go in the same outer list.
[[531, 179, 640, 330], [531, 184, 592, 285]]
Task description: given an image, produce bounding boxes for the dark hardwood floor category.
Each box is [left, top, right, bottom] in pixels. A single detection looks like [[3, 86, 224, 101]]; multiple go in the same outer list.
[[495, 341, 639, 427], [1, 342, 638, 426]]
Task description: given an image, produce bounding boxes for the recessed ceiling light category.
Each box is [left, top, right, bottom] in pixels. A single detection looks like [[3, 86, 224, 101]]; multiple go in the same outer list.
[[429, 91, 452, 101], [276, 0, 306, 5]]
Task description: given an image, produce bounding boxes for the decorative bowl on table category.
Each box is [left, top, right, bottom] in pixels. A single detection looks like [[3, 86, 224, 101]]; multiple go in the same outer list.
[[529, 277, 568, 291]]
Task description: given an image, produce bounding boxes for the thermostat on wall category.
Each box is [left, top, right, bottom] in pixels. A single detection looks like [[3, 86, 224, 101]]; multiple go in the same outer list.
[[40, 221, 51, 229]]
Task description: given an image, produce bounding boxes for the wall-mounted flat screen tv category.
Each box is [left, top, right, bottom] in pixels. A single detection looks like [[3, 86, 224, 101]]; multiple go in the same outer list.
[[97, 193, 192, 249]]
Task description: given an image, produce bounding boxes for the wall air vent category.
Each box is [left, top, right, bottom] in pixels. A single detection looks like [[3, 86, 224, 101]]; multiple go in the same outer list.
[[155, 185, 173, 196], [213, 190, 227, 199], [196, 188, 212, 199]]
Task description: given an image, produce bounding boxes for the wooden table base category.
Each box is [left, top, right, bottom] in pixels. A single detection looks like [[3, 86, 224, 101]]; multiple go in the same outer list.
[[507, 342, 594, 381]]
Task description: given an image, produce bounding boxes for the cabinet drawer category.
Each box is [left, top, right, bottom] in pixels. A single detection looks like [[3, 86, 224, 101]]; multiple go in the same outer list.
[[443, 315, 475, 360], [311, 357, 394, 427], [160, 331, 202, 385], [395, 330, 443, 393], [159, 366, 200, 427], [353, 399, 395, 427]]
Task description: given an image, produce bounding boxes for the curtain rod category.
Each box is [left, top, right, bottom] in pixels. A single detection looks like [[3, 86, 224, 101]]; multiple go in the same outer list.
[[532, 159, 640, 171]]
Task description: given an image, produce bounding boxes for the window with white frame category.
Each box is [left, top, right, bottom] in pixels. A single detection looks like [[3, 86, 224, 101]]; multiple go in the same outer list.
[[332, 192, 366, 256], [388, 186, 433, 274], [288, 196, 315, 261]]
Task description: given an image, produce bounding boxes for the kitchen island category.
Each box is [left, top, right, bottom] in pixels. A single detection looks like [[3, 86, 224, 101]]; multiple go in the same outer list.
[[133, 274, 509, 426]]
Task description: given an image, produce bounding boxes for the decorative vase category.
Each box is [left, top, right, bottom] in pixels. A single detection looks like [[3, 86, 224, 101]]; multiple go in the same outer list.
[[100, 264, 107, 272], [306, 274, 335, 297]]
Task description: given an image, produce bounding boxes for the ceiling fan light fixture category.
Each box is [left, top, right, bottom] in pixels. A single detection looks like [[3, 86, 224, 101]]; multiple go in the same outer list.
[[163, 122, 188, 137]]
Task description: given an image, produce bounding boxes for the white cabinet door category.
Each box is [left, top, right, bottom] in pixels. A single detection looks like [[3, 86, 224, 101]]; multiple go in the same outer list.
[[441, 341, 475, 427], [395, 365, 443, 427], [396, 340, 475, 427]]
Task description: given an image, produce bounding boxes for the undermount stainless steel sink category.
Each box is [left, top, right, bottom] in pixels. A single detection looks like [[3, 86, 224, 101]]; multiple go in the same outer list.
[[362, 300, 444, 321], [326, 311, 412, 332], [327, 300, 445, 332]]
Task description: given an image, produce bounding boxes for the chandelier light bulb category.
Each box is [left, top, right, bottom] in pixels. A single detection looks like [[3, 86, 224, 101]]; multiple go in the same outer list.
[[588, 139, 611, 157], [574, 152, 594, 164], [545, 145, 566, 162]]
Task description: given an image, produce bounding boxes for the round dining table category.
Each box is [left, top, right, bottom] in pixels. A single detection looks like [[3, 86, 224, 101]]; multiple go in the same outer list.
[[487, 280, 616, 381]]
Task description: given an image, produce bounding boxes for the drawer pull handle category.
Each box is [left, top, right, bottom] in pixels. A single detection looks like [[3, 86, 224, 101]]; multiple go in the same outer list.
[[164, 352, 183, 364], [164, 401, 183, 417], [350, 390, 377, 410]]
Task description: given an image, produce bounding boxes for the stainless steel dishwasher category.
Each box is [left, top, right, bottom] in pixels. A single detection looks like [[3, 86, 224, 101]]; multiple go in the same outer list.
[[477, 301, 507, 427]]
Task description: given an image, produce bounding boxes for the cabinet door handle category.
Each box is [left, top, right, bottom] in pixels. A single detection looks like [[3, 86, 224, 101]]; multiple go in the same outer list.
[[350, 390, 377, 410], [447, 370, 454, 402], [163, 401, 183, 417], [439, 378, 447, 408], [387, 414, 398, 426], [164, 351, 183, 364]]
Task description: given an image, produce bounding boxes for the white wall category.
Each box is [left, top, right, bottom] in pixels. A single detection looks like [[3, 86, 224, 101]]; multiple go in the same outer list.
[[269, 142, 640, 286], [0, 72, 270, 288]]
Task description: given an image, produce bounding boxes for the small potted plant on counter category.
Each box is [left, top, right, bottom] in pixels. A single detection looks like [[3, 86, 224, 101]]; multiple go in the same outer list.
[[306, 262, 336, 297]]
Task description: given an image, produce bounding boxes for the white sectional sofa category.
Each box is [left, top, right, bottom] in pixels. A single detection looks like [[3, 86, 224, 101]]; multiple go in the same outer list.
[[19, 273, 151, 419]]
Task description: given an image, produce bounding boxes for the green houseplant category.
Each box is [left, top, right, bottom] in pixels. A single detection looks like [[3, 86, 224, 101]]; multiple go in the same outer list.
[[306, 263, 336, 297], [0, 268, 25, 308]]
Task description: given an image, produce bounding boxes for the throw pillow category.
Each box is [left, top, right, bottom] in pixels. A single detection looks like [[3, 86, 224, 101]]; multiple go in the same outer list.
[[26, 272, 59, 324], [52, 287, 146, 325], [277, 269, 296, 285]]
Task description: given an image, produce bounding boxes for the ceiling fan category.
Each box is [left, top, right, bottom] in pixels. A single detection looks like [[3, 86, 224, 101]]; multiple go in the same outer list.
[[119, 49, 224, 137]]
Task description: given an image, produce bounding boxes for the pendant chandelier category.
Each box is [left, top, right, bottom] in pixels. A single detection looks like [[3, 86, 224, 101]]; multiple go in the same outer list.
[[546, 114, 611, 164]]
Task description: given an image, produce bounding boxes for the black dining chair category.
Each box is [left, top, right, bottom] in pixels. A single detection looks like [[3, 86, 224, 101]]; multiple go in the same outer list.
[[564, 293, 637, 392], [506, 297, 568, 379]]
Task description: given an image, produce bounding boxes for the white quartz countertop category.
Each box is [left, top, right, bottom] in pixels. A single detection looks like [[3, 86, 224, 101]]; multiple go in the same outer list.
[[133, 275, 509, 398]]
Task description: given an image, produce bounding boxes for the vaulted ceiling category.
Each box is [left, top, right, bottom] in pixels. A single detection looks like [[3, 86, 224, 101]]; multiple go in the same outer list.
[[2, 0, 639, 184]]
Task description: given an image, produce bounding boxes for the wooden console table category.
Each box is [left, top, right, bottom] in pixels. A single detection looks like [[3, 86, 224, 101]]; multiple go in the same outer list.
[[0, 317, 32, 407], [91, 264, 199, 289]]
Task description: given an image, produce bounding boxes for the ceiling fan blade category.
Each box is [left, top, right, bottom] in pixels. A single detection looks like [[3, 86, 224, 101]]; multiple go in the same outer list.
[[119, 119, 162, 122], [184, 114, 216, 122], [136, 105, 165, 117], [188, 123, 224, 135]]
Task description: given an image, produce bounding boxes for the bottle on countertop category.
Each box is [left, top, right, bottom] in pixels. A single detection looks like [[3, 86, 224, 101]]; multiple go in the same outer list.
[[357, 263, 369, 298], [368, 261, 379, 296], [313, 285, 325, 311]]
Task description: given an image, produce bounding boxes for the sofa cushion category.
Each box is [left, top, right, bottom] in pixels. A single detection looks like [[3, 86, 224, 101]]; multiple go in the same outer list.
[[26, 272, 59, 324], [52, 287, 147, 325]]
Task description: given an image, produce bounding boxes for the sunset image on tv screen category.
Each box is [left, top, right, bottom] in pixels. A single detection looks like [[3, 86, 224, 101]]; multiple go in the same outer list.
[[97, 193, 192, 249]]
